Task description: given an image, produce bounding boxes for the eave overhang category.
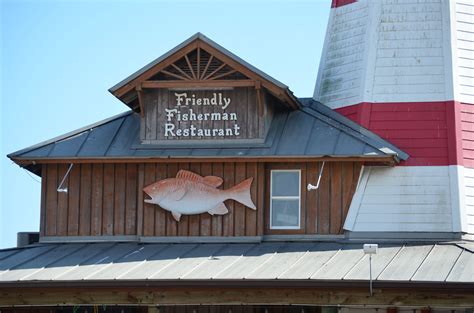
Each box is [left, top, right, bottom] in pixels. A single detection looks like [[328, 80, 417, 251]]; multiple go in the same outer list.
[[108, 33, 300, 112]]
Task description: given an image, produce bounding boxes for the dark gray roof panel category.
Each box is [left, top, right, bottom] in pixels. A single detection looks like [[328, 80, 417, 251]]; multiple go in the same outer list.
[[0, 242, 471, 284], [304, 119, 341, 155], [48, 132, 89, 157], [77, 118, 124, 157], [21, 144, 54, 158], [276, 111, 315, 155], [300, 98, 409, 160], [333, 133, 366, 156], [8, 99, 408, 167], [107, 114, 141, 156]]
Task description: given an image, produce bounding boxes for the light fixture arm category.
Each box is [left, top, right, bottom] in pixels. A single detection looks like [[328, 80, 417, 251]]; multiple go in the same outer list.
[[307, 161, 325, 191], [57, 163, 74, 193]]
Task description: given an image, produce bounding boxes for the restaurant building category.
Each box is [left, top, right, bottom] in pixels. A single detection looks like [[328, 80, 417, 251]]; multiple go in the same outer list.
[[1, 0, 473, 311]]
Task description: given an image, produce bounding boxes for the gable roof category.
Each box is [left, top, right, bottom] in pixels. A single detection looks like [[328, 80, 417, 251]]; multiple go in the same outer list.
[[109, 33, 300, 110], [8, 98, 409, 174], [0, 241, 472, 286]]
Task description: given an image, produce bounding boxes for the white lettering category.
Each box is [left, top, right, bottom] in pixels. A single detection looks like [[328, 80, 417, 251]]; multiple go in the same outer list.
[[165, 109, 177, 122], [164, 123, 175, 137], [175, 93, 187, 106], [163, 124, 242, 138], [211, 93, 217, 105], [174, 92, 231, 110], [222, 97, 231, 110]]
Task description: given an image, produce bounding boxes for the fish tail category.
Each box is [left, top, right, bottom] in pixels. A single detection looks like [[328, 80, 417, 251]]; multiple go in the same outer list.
[[227, 178, 256, 210]]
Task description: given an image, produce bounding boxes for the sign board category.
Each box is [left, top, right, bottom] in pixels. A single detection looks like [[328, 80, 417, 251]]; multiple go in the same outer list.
[[140, 87, 268, 144]]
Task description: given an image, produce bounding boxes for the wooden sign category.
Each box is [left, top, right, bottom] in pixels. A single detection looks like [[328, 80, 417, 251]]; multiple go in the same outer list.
[[143, 170, 256, 221], [140, 87, 269, 144], [164, 91, 240, 138]]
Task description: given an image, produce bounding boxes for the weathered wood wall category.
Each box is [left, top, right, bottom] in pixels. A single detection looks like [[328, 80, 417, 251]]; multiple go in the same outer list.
[[40, 162, 361, 238], [265, 162, 361, 235], [141, 87, 269, 143]]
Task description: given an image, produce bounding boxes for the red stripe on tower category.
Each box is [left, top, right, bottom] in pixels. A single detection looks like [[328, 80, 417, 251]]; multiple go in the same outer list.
[[315, 0, 474, 235], [335, 101, 469, 167], [331, 0, 357, 8]]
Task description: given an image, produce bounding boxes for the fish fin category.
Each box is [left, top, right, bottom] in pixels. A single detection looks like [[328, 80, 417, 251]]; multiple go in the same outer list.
[[228, 177, 257, 210], [176, 170, 223, 188], [203, 176, 224, 187], [208, 203, 228, 215], [171, 211, 182, 222], [176, 170, 203, 181], [169, 186, 187, 201]]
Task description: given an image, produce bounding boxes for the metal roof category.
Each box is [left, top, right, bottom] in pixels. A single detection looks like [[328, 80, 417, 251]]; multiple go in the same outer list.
[[7, 99, 408, 172], [0, 241, 472, 285]]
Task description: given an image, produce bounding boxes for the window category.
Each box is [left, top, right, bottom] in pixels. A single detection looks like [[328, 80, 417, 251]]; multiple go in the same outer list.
[[270, 170, 301, 229]]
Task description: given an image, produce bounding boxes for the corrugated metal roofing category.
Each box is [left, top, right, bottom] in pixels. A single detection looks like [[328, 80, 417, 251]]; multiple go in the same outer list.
[[0, 242, 471, 284], [7, 99, 408, 168]]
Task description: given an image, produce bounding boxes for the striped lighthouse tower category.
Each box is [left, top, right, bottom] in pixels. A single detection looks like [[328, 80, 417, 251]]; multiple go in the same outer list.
[[314, 0, 474, 237]]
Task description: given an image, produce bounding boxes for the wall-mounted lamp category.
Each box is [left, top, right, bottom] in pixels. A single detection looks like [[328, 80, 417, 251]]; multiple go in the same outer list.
[[57, 163, 74, 193], [307, 161, 325, 191]]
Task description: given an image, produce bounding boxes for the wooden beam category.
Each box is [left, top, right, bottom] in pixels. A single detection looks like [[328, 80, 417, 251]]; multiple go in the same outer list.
[[255, 81, 264, 117], [171, 63, 193, 80], [113, 39, 299, 109], [12, 156, 396, 166], [209, 69, 237, 80], [114, 41, 198, 98], [197, 46, 201, 79], [160, 69, 189, 81], [141, 80, 256, 89], [203, 63, 227, 80], [184, 54, 197, 80], [0, 287, 473, 306], [200, 55, 213, 80], [199, 43, 299, 109], [136, 86, 145, 118]]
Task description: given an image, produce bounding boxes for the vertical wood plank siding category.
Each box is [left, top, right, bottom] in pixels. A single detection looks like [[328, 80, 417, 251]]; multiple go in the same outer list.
[[140, 87, 268, 144], [41, 162, 361, 237]]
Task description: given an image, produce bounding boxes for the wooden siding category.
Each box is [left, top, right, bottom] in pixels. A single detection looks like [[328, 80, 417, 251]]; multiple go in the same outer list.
[[314, 0, 369, 108], [372, 0, 446, 103], [140, 87, 268, 144], [40, 161, 361, 238], [345, 166, 453, 232], [315, 0, 451, 109], [265, 162, 361, 235], [337, 102, 450, 166], [461, 103, 474, 168], [455, 1, 474, 104], [464, 167, 474, 234]]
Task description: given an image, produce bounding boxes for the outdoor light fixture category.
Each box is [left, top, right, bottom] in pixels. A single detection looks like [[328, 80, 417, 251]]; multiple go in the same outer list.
[[57, 163, 74, 193], [307, 161, 325, 191], [363, 243, 378, 296]]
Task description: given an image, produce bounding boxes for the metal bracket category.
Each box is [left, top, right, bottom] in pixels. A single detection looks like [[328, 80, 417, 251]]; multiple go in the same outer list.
[[57, 163, 74, 193], [307, 161, 325, 191]]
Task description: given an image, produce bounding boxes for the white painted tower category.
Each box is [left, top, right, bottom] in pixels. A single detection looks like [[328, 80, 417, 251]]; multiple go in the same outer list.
[[314, 0, 474, 237]]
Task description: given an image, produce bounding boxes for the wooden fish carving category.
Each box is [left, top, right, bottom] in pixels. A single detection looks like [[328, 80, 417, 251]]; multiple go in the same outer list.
[[143, 170, 256, 222]]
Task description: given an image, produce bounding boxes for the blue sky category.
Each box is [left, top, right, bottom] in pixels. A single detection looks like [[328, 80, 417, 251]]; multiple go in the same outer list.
[[0, 0, 330, 248]]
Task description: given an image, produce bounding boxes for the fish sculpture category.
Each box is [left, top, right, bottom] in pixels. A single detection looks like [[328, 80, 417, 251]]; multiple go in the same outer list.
[[143, 170, 256, 222]]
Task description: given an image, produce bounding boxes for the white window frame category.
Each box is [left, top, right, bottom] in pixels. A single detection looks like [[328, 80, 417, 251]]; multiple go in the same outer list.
[[269, 169, 301, 230]]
